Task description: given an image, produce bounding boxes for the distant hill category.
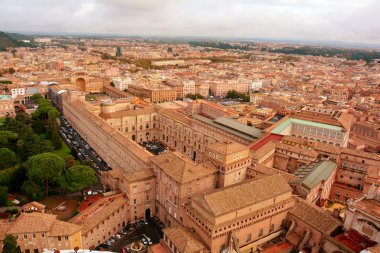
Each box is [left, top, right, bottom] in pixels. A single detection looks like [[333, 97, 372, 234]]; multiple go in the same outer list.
[[0, 31, 34, 51]]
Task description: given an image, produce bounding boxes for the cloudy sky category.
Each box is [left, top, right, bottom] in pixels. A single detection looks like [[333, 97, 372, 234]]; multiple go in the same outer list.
[[1, 0, 379, 44]]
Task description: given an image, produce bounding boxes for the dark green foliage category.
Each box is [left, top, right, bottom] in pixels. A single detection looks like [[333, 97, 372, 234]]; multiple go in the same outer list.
[[30, 93, 43, 103], [21, 180, 43, 200], [0, 31, 33, 51], [50, 124, 62, 149], [2, 234, 22, 253], [0, 186, 8, 205], [1, 119, 54, 161], [0, 148, 17, 169], [189, 41, 251, 50], [0, 80, 12, 84], [226, 90, 250, 102], [116, 47, 122, 57], [265, 46, 380, 63], [186, 93, 205, 100], [59, 165, 97, 193], [25, 153, 65, 197]]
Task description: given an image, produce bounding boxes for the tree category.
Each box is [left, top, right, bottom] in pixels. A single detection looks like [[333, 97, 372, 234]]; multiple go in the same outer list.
[[0, 148, 17, 169], [0, 130, 18, 148], [8, 68, 15, 74], [65, 155, 76, 169], [30, 93, 43, 103], [21, 180, 43, 200], [186, 93, 204, 100], [25, 153, 64, 196], [50, 124, 62, 150], [0, 186, 8, 205], [2, 234, 21, 253], [60, 165, 97, 193], [11, 49, 17, 57]]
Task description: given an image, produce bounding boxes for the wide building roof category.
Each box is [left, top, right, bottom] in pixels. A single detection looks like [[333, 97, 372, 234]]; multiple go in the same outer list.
[[193, 174, 292, 216]]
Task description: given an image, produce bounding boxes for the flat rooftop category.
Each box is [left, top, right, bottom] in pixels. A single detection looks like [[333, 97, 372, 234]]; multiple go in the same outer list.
[[271, 118, 343, 134], [0, 95, 12, 100]]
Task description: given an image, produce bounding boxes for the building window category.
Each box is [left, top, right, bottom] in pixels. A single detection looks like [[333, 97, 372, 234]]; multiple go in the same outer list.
[[259, 229, 263, 237], [34, 249, 39, 253], [270, 224, 274, 232], [65, 236, 69, 240], [58, 236, 62, 241], [24, 235, 27, 239], [246, 234, 251, 243], [134, 199, 137, 204], [41, 233, 45, 237], [32, 234, 36, 239]]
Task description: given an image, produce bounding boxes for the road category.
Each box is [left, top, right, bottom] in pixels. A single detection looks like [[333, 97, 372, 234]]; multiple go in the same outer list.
[[59, 116, 108, 192]]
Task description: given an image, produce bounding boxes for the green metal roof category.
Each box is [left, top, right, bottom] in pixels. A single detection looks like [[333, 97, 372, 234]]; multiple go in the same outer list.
[[193, 115, 262, 141], [298, 160, 337, 189], [271, 118, 343, 134], [0, 95, 12, 100]]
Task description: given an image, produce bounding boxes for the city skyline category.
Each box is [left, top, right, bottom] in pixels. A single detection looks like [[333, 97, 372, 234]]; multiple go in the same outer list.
[[1, 0, 379, 45]]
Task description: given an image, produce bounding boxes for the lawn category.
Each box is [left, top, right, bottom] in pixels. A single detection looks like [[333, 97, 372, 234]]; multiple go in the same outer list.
[[53, 140, 71, 158]]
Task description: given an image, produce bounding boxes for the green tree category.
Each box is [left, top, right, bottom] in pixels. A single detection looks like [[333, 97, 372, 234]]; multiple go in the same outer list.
[[186, 93, 205, 100], [60, 165, 97, 193], [65, 155, 76, 169], [8, 68, 15, 74], [0, 186, 8, 205], [50, 124, 62, 150], [25, 153, 64, 196], [2, 234, 21, 253], [0, 148, 17, 169], [21, 180, 43, 200], [30, 93, 43, 103], [0, 130, 18, 148]]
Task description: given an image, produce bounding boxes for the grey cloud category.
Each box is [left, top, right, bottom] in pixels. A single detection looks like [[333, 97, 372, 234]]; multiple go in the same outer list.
[[0, 0, 378, 44]]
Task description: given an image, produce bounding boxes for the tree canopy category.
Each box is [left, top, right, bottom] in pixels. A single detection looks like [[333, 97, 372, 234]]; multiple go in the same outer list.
[[0, 148, 17, 169], [2, 234, 22, 253], [60, 165, 97, 193], [25, 153, 65, 196]]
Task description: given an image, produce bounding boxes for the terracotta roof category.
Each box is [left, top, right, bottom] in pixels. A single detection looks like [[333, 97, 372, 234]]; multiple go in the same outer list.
[[340, 147, 380, 160], [193, 175, 292, 216], [276, 143, 319, 158], [22, 201, 46, 209], [8, 212, 57, 234], [311, 142, 340, 155], [252, 141, 277, 161], [289, 199, 341, 234], [49, 220, 81, 236], [0, 223, 12, 240], [163, 226, 205, 253], [69, 194, 127, 234], [151, 152, 217, 184], [206, 141, 248, 156], [248, 165, 299, 182], [123, 168, 155, 182], [99, 107, 156, 119]]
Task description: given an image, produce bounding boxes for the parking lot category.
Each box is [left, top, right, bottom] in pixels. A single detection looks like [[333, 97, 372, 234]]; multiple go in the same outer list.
[[140, 141, 167, 155], [59, 116, 110, 174], [98, 218, 164, 253]]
